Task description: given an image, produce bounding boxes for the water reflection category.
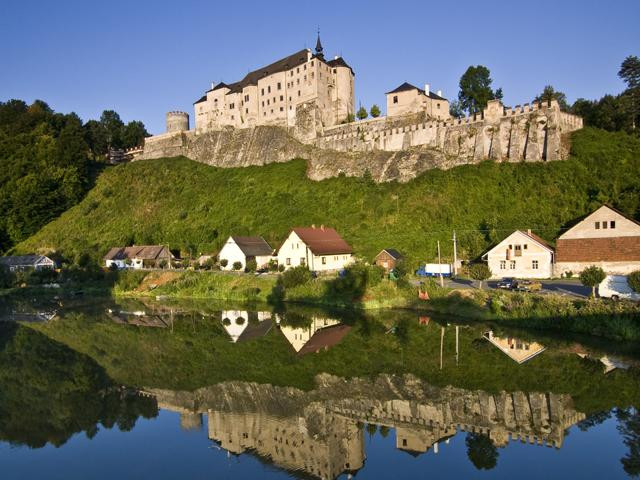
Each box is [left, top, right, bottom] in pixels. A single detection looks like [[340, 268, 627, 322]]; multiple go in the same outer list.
[[279, 316, 351, 355], [147, 375, 586, 479], [221, 310, 274, 343], [483, 331, 546, 364]]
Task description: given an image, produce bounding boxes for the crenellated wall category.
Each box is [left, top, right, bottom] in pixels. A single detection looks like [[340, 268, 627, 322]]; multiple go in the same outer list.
[[135, 99, 583, 182]]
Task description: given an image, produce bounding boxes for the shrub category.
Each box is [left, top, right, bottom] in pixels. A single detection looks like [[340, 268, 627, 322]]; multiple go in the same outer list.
[[0, 266, 16, 288], [579, 265, 606, 298], [203, 258, 216, 270], [232, 261, 242, 271], [267, 259, 279, 272], [564, 270, 574, 279], [278, 264, 285, 273], [115, 270, 147, 292], [159, 260, 167, 269], [220, 259, 228, 268], [366, 264, 385, 287], [245, 258, 257, 273], [627, 270, 640, 293], [281, 265, 312, 289]]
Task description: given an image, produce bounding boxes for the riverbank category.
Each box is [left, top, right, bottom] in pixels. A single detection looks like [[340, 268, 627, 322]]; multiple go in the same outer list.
[[110, 270, 640, 341]]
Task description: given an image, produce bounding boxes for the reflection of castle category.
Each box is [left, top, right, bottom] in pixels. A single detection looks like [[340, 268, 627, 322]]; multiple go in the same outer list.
[[279, 317, 350, 354], [484, 331, 546, 364], [145, 374, 585, 479]]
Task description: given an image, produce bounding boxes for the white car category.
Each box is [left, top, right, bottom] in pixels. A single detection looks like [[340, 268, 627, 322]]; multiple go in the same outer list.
[[598, 275, 640, 301]]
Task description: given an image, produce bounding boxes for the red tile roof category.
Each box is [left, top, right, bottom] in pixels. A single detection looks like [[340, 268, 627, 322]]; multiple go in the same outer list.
[[292, 226, 353, 255]]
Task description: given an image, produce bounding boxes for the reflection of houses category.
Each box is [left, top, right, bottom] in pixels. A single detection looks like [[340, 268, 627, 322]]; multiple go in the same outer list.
[[221, 311, 273, 343], [484, 331, 546, 364], [146, 375, 586, 480], [106, 308, 169, 328], [576, 353, 631, 374], [279, 317, 345, 353]]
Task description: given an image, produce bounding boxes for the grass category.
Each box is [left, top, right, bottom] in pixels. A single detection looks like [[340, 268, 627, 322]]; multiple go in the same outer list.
[[14, 128, 640, 270]]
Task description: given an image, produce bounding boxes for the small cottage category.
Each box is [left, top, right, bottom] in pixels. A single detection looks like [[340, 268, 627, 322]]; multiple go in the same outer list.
[[277, 226, 354, 272], [374, 248, 404, 272], [482, 230, 554, 279], [103, 245, 174, 269], [0, 255, 55, 272], [218, 236, 273, 271]]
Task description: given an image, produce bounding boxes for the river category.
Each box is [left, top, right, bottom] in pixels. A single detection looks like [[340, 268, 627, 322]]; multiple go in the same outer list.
[[0, 294, 638, 479]]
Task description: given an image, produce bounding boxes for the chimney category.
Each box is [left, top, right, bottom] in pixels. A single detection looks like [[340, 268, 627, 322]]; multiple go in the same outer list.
[[311, 224, 316, 229], [334, 55, 338, 60], [320, 224, 325, 231], [527, 229, 532, 235], [424, 84, 430, 95], [211, 82, 215, 90], [437, 90, 442, 97]]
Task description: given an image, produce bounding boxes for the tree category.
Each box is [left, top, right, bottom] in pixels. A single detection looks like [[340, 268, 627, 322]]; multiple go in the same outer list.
[[627, 270, 640, 293], [619, 55, 640, 130], [579, 265, 606, 298], [465, 433, 498, 470], [617, 407, 640, 477], [99, 110, 124, 149], [357, 105, 368, 121], [534, 85, 569, 111], [469, 263, 491, 289], [122, 121, 149, 149], [281, 265, 312, 289], [457, 65, 502, 115], [220, 259, 228, 268], [344, 113, 355, 123], [370, 104, 381, 118], [232, 261, 242, 271], [449, 100, 465, 118], [245, 258, 257, 273]]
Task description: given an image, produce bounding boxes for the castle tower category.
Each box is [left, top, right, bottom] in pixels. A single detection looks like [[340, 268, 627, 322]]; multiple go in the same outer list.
[[166, 111, 189, 133], [315, 30, 324, 60]]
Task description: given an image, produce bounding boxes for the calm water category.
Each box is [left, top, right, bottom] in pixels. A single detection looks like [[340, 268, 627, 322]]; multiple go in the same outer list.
[[0, 295, 638, 479]]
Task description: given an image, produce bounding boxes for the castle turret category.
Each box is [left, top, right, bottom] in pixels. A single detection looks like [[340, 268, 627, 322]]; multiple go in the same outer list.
[[166, 111, 189, 133]]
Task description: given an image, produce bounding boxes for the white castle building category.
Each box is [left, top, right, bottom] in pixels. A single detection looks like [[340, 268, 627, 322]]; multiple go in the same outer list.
[[193, 34, 355, 131]]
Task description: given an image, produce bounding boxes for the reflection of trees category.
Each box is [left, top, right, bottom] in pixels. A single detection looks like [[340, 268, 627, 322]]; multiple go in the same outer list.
[[0, 323, 157, 448], [617, 407, 640, 477], [465, 433, 498, 470], [578, 411, 612, 431]]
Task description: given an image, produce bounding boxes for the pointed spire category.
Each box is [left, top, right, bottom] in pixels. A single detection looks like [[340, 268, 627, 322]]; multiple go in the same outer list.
[[315, 28, 324, 59]]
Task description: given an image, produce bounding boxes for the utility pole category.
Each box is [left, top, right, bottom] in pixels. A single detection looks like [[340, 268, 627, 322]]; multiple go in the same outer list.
[[437, 240, 444, 287], [452, 231, 458, 276]]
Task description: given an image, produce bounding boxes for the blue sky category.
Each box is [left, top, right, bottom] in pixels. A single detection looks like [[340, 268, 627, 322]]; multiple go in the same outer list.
[[1, 0, 638, 134]]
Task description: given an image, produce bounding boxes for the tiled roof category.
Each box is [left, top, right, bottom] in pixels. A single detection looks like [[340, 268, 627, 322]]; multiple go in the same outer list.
[[297, 324, 352, 355], [380, 248, 403, 260], [232, 236, 274, 257], [0, 255, 53, 267], [327, 56, 354, 75], [519, 231, 554, 251], [292, 226, 353, 255], [103, 246, 173, 261]]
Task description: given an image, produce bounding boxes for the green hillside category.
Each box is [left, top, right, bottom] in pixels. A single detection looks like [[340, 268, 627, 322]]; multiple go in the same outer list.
[[16, 128, 640, 266]]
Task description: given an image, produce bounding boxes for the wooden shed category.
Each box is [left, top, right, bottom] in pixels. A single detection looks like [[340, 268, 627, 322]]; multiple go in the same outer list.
[[374, 248, 404, 272]]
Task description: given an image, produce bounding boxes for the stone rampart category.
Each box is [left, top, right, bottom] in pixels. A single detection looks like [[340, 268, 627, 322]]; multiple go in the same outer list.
[[135, 99, 583, 182]]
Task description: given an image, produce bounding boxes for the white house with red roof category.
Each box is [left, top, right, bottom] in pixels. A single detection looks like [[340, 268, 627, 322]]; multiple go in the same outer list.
[[482, 230, 554, 279], [277, 225, 354, 272]]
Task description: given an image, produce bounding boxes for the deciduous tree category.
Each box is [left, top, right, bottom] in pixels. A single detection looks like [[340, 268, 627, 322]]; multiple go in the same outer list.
[[457, 66, 502, 115]]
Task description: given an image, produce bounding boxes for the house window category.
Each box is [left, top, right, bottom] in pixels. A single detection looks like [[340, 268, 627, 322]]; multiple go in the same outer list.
[[300, 258, 305, 265], [393, 96, 398, 104], [510, 260, 516, 269], [603, 221, 608, 229], [514, 245, 522, 256], [322, 257, 326, 265], [611, 221, 616, 229], [286, 258, 291, 266], [500, 260, 506, 270], [532, 260, 539, 269], [277, 82, 281, 90], [524, 244, 528, 250], [437, 103, 440, 109], [595, 222, 600, 229], [311, 61, 314, 66]]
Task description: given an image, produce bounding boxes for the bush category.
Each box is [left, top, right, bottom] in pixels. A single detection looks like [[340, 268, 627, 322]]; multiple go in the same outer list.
[[564, 270, 574, 279], [203, 258, 216, 270], [281, 265, 312, 289], [115, 270, 148, 292], [245, 258, 257, 273], [220, 259, 228, 268], [232, 261, 242, 271], [366, 264, 385, 287], [469, 263, 492, 289], [0, 266, 16, 288], [267, 259, 279, 272], [278, 264, 285, 273], [627, 270, 640, 293]]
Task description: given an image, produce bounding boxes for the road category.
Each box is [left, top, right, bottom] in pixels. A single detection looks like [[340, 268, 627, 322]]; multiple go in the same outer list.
[[414, 277, 591, 298]]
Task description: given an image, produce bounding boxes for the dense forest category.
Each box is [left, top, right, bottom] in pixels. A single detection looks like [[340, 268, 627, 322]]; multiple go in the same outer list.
[[0, 100, 149, 253]]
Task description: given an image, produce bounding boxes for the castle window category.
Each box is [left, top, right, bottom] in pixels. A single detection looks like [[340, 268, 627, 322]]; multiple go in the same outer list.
[[437, 103, 440, 109], [273, 97, 276, 103], [333, 69, 336, 74], [595, 222, 600, 229], [267, 99, 270, 105], [271, 109, 273, 114], [280, 95, 283, 101], [297, 79, 300, 85], [229, 103, 234, 109], [304, 64, 306, 70], [277, 82, 281, 90], [280, 107, 283, 112], [263, 112, 266, 116], [268, 86, 271, 94], [298, 90, 301, 97], [311, 72, 314, 78], [611, 221, 616, 229], [304, 75, 307, 81], [261, 88, 264, 95], [393, 96, 398, 104], [245, 108, 248, 114], [311, 61, 314, 66]]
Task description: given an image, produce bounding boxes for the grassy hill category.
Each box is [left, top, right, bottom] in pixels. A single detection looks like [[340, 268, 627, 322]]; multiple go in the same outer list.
[[16, 128, 640, 266]]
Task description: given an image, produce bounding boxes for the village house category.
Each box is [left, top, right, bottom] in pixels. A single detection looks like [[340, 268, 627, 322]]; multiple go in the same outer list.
[[374, 248, 404, 273], [0, 255, 55, 272], [218, 236, 273, 271], [103, 245, 174, 269], [277, 225, 354, 272], [555, 205, 640, 275], [482, 230, 554, 279], [386, 82, 450, 120]]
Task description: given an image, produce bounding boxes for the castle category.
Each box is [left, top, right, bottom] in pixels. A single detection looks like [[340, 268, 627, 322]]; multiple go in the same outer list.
[[136, 36, 584, 182], [193, 35, 355, 131]]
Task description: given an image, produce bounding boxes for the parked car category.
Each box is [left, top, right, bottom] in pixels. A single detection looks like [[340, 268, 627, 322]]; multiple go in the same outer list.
[[497, 278, 517, 289], [514, 280, 542, 292], [599, 275, 640, 301]]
